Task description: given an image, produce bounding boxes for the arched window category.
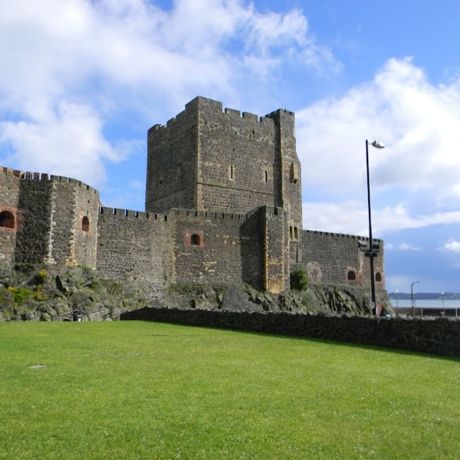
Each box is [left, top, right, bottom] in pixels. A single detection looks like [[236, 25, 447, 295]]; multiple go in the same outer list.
[[375, 272, 382, 282], [289, 226, 293, 239], [82, 216, 90, 232], [0, 211, 15, 229], [191, 234, 201, 246], [347, 270, 356, 281]]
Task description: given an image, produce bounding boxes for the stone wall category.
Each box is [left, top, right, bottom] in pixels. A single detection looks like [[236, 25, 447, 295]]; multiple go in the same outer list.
[[49, 179, 100, 270], [263, 206, 288, 293], [121, 308, 460, 357], [72, 182, 100, 269], [0, 169, 101, 272], [146, 97, 303, 236], [95, 205, 287, 293], [195, 97, 279, 214], [240, 208, 264, 289], [96, 207, 172, 285], [170, 207, 289, 292], [267, 109, 302, 232], [0, 168, 21, 269], [146, 103, 198, 213], [299, 230, 385, 291], [170, 208, 263, 288], [14, 176, 54, 268]]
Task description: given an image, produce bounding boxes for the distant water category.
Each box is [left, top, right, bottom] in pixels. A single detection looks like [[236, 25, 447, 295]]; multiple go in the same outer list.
[[390, 299, 460, 309]]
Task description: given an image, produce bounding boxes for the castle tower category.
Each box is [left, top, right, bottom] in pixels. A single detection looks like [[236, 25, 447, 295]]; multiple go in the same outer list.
[[145, 96, 302, 233], [0, 167, 100, 272]]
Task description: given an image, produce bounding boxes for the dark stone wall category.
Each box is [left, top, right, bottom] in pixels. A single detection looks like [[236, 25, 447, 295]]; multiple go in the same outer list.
[[146, 97, 303, 234], [240, 209, 264, 289], [195, 97, 280, 215], [14, 177, 53, 267], [263, 206, 288, 293], [299, 230, 385, 291], [121, 308, 460, 357], [0, 170, 101, 271], [50, 181, 75, 268], [96, 208, 172, 284], [146, 103, 198, 213], [97, 206, 288, 293], [267, 109, 302, 232], [0, 168, 21, 269], [72, 183, 100, 269], [171, 209, 254, 286]]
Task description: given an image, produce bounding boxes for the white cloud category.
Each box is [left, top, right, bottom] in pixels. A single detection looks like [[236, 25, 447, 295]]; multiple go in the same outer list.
[[0, 101, 121, 186], [302, 200, 460, 235], [298, 58, 460, 196], [299, 58, 460, 233], [302, 200, 367, 235], [243, 8, 339, 75], [398, 242, 421, 252], [0, 0, 338, 186], [444, 239, 460, 253]]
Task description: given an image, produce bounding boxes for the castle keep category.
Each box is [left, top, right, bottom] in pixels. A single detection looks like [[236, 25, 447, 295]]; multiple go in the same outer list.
[[0, 96, 384, 296]]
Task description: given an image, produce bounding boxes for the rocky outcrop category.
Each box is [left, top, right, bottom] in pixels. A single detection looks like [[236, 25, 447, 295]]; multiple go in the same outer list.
[[0, 267, 391, 321], [0, 267, 147, 321], [159, 282, 391, 316]]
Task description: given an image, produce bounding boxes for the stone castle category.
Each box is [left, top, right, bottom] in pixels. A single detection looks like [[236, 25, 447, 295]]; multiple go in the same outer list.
[[0, 96, 384, 297]]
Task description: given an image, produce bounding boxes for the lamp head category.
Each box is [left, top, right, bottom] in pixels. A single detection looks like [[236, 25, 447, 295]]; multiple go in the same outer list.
[[371, 140, 385, 149]]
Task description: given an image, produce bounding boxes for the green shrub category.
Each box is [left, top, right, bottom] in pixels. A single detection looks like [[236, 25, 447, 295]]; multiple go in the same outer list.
[[37, 268, 48, 282], [7, 286, 33, 305], [32, 287, 47, 302], [290, 268, 309, 291]]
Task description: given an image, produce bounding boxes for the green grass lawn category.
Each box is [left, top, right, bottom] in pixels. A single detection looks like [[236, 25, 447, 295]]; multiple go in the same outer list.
[[0, 321, 459, 459]]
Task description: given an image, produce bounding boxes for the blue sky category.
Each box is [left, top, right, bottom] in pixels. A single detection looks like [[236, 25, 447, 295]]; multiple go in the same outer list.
[[1, 0, 460, 292]]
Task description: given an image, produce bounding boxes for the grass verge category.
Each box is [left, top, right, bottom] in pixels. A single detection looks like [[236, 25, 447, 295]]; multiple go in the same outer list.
[[0, 321, 459, 459]]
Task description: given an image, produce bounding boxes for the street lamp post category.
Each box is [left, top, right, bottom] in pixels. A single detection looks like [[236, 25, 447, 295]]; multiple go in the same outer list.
[[411, 280, 420, 316], [365, 139, 385, 313]]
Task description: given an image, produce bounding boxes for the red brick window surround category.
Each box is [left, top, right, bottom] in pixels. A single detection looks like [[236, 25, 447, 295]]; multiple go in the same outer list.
[[347, 270, 356, 281], [191, 234, 201, 246], [0, 210, 15, 230], [184, 231, 204, 248]]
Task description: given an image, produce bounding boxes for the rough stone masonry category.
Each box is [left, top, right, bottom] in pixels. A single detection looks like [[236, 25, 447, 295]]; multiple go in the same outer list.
[[0, 96, 385, 300]]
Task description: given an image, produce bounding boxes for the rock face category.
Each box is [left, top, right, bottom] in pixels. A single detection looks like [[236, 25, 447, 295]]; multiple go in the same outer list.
[[0, 267, 147, 321], [163, 283, 391, 316], [0, 267, 392, 322]]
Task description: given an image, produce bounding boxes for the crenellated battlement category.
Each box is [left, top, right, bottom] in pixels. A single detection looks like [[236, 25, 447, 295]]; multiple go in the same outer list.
[[1, 165, 98, 194], [266, 108, 295, 118], [1, 166, 22, 177], [303, 229, 383, 243], [99, 206, 167, 221], [149, 96, 277, 134], [169, 207, 250, 222]]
